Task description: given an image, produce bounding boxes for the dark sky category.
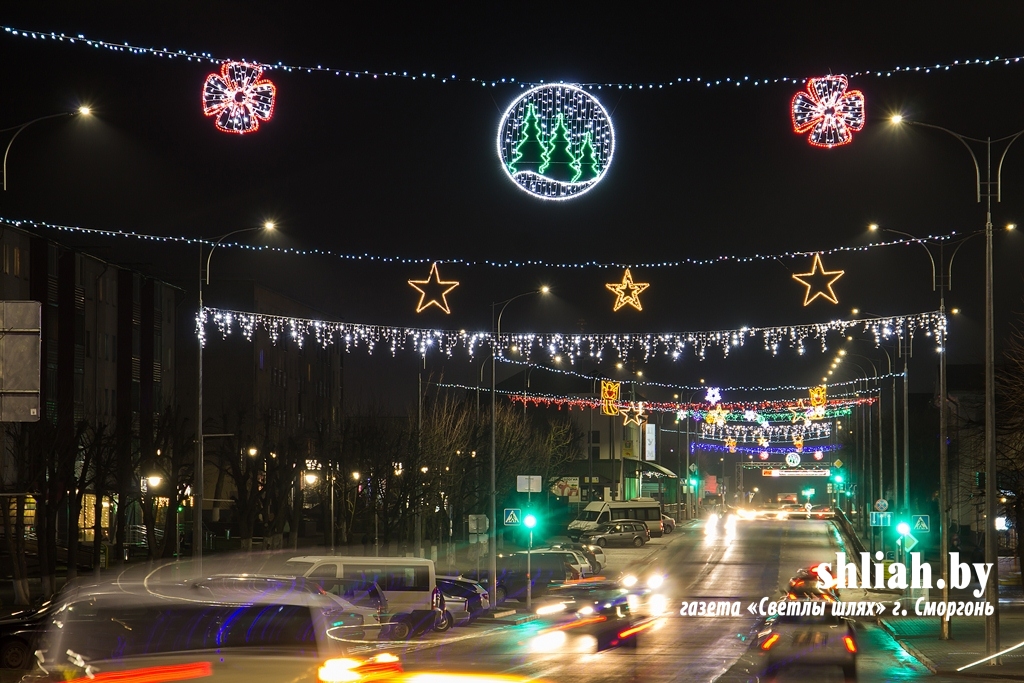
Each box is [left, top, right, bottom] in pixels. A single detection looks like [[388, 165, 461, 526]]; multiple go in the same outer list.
[[3, 2, 1024, 408]]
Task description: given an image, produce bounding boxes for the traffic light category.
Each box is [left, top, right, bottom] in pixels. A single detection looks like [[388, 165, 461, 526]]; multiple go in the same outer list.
[[524, 513, 537, 529], [688, 477, 697, 487], [896, 521, 910, 536]]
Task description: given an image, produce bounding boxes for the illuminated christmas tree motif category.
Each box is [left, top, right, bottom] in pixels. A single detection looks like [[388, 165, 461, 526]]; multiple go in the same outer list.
[[539, 113, 579, 182], [508, 103, 544, 175], [497, 84, 615, 200], [573, 132, 600, 182]]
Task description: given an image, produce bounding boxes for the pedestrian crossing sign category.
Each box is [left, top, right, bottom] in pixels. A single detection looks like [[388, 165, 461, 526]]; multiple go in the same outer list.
[[504, 508, 521, 526], [912, 515, 930, 532]]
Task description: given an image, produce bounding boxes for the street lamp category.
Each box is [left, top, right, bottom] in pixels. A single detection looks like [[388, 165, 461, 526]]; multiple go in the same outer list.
[[489, 286, 548, 610], [3, 106, 92, 190], [890, 116, 1024, 653], [196, 221, 275, 576]]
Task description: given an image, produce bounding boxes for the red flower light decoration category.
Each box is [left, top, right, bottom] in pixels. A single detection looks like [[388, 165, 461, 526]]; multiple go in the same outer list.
[[202, 62, 276, 134], [791, 75, 865, 148]]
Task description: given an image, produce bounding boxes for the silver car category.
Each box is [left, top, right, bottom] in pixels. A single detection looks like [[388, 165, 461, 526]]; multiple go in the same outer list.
[[580, 521, 649, 547]]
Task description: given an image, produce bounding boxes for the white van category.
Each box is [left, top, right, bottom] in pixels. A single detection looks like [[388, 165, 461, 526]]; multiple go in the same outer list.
[[284, 555, 439, 640], [567, 498, 664, 540]]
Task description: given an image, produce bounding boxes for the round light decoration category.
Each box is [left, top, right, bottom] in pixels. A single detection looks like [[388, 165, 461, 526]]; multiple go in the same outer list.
[[497, 84, 614, 200], [785, 452, 802, 467]]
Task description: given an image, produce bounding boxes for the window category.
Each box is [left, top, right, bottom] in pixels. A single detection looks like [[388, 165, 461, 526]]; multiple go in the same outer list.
[[13, 247, 20, 278], [589, 430, 600, 444], [610, 508, 632, 521], [309, 563, 338, 578], [591, 446, 600, 461]]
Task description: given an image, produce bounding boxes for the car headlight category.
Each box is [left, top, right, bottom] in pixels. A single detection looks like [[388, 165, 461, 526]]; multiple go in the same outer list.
[[622, 575, 638, 588], [647, 574, 664, 589]]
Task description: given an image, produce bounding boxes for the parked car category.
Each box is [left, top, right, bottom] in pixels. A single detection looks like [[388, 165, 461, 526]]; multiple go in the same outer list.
[[661, 515, 676, 534], [546, 542, 606, 573], [580, 520, 650, 547], [533, 548, 593, 577], [0, 597, 58, 669], [480, 552, 576, 604], [437, 575, 490, 625]]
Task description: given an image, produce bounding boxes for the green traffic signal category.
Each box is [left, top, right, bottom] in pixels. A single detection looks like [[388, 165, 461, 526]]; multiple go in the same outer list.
[[896, 521, 910, 536], [833, 474, 844, 484], [524, 513, 537, 529], [688, 477, 697, 487]]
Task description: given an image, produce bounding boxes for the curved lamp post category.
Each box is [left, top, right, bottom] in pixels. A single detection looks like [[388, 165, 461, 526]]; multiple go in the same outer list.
[[489, 287, 548, 609], [890, 116, 1024, 652], [196, 221, 275, 575], [3, 107, 91, 191]]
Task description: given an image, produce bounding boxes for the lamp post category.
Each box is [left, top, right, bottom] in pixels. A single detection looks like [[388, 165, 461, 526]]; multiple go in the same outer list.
[[679, 384, 704, 521], [891, 116, 1024, 656], [3, 107, 91, 191], [869, 225, 987, 640], [489, 287, 548, 609], [196, 221, 274, 576]]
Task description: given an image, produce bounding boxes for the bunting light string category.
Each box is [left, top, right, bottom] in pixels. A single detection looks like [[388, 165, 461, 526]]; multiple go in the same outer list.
[[1, 216, 964, 271], [694, 442, 842, 455], [494, 356, 902, 393], [436, 384, 873, 417], [201, 306, 945, 361], [6, 26, 1024, 90]]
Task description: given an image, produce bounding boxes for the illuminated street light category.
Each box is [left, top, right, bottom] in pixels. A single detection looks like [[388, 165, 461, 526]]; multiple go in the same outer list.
[[3, 106, 92, 190]]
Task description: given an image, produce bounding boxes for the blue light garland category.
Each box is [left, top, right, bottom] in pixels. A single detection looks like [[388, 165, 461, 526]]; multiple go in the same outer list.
[[5, 25, 1023, 90], [693, 442, 842, 454]]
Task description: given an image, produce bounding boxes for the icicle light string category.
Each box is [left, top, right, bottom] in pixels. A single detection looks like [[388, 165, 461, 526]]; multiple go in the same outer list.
[[201, 306, 944, 362], [5, 26, 1023, 90], [2, 216, 960, 271]]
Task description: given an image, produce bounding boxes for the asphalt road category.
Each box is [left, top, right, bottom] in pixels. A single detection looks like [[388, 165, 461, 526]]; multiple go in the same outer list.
[[364, 518, 979, 682]]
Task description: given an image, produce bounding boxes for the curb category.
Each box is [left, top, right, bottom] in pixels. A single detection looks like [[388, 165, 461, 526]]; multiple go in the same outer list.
[[877, 618, 939, 674]]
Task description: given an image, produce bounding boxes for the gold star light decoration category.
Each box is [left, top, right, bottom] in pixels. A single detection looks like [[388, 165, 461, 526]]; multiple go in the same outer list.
[[606, 268, 650, 312], [408, 263, 460, 314], [792, 254, 844, 305]]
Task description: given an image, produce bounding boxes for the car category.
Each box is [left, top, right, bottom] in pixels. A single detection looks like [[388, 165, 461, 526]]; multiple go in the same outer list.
[[189, 574, 375, 638], [661, 514, 676, 534], [436, 575, 490, 625], [480, 552, 576, 604], [533, 548, 594, 577], [580, 520, 650, 547], [758, 612, 858, 681], [0, 597, 58, 669], [545, 542, 606, 573], [786, 564, 842, 602], [22, 581, 352, 682]]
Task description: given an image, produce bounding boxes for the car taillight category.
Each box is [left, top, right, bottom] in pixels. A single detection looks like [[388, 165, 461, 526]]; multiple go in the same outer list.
[[761, 634, 780, 650], [843, 635, 857, 653]]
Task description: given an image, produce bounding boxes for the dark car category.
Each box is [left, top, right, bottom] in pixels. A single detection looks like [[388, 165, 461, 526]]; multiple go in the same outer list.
[[0, 597, 57, 669], [479, 552, 575, 605], [436, 575, 489, 623], [581, 520, 650, 547]]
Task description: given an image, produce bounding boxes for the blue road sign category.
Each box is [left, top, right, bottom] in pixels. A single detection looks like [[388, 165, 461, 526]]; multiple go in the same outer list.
[[504, 508, 521, 526], [912, 515, 930, 533], [870, 511, 893, 527]]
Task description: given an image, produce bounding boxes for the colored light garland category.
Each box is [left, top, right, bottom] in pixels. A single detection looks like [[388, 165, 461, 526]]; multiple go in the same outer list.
[[494, 356, 902, 393], [6, 25, 1024, 90], [693, 442, 841, 455], [791, 76, 865, 148], [700, 421, 832, 441], [498, 85, 614, 200], [0, 216, 963, 271], [201, 306, 945, 360]]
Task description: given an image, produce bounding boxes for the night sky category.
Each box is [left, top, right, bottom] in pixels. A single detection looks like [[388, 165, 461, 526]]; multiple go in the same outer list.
[[3, 2, 1024, 409]]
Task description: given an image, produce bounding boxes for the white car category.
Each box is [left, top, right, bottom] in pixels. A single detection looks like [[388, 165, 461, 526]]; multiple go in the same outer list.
[[531, 549, 593, 577]]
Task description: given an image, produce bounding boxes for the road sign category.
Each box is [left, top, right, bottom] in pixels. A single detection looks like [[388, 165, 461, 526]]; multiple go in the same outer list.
[[874, 498, 889, 512], [517, 476, 543, 493], [468, 514, 489, 533], [689, 463, 698, 474], [785, 453, 801, 467], [832, 459, 843, 469], [870, 512, 892, 527], [913, 515, 930, 533], [503, 508, 521, 526], [762, 468, 830, 477], [902, 533, 919, 552]]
